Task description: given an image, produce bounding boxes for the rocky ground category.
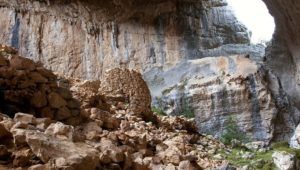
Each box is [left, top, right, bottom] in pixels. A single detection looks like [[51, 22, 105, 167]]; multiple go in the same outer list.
[[0, 44, 230, 170]]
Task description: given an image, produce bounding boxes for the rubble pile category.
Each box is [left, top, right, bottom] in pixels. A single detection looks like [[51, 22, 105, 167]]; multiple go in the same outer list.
[[0, 45, 228, 169]]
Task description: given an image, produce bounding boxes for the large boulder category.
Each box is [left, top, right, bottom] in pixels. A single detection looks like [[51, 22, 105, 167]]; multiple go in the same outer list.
[[26, 131, 99, 170], [272, 151, 296, 170], [289, 124, 300, 149]]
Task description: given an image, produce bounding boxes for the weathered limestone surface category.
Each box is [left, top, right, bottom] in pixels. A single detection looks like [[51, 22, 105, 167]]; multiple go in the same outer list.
[[264, 24, 300, 142], [263, 0, 300, 126], [153, 53, 300, 142], [0, 0, 258, 80], [153, 55, 285, 142]]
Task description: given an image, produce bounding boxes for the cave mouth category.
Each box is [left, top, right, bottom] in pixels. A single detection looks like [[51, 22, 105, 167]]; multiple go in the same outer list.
[[227, 0, 275, 44]]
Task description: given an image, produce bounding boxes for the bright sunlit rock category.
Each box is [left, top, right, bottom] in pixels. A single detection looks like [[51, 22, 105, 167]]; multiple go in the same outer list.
[[227, 0, 275, 44]]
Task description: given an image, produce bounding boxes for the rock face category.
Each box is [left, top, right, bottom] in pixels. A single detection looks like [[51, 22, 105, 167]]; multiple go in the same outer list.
[[289, 124, 300, 149], [0, 0, 255, 80], [263, 0, 300, 111], [153, 55, 280, 142], [263, 0, 300, 140]]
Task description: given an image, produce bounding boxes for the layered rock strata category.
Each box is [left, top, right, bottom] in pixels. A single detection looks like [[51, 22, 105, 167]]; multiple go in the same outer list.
[[153, 55, 298, 142], [0, 0, 259, 80]]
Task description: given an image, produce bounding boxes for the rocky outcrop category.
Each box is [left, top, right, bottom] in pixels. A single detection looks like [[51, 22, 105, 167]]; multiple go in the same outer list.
[[289, 124, 300, 149], [262, 1, 300, 110], [152, 55, 285, 142], [0, 0, 257, 80], [263, 0, 300, 138]]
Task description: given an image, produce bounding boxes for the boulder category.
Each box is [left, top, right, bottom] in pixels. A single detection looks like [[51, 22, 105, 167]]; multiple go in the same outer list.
[[45, 122, 74, 141], [35, 118, 52, 130], [178, 160, 202, 170], [14, 113, 37, 125], [272, 151, 296, 170], [26, 131, 99, 170], [12, 148, 34, 167], [56, 106, 72, 120], [289, 124, 300, 149], [90, 108, 120, 130], [48, 92, 67, 109], [11, 129, 27, 146]]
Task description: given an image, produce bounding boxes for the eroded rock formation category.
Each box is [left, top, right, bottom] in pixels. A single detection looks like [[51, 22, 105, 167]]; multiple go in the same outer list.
[[0, 0, 259, 80], [263, 0, 300, 141], [153, 55, 280, 142], [0, 0, 300, 145]]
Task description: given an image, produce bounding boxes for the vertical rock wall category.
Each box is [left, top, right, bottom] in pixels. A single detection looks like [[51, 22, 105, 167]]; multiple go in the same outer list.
[[0, 0, 252, 80], [263, 0, 300, 113]]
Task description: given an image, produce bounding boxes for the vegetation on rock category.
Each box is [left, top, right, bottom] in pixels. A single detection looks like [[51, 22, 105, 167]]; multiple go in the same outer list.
[[220, 116, 249, 145], [217, 141, 300, 169], [151, 106, 167, 116]]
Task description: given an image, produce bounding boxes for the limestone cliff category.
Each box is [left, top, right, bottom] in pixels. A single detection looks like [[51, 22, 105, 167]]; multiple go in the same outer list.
[[152, 55, 280, 142], [3, 0, 300, 143], [0, 0, 258, 80], [263, 0, 300, 118], [262, 0, 300, 141]]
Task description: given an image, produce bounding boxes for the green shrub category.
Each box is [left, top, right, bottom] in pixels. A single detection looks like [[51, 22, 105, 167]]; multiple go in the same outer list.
[[221, 116, 249, 145], [151, 106, 167, 116]]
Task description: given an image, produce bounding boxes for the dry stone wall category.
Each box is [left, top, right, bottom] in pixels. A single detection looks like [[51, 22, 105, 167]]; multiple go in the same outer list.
[[0, 44, 81, 122]]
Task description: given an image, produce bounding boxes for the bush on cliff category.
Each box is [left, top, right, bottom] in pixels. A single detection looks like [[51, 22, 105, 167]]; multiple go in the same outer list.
[[221, 116, 249, 145]]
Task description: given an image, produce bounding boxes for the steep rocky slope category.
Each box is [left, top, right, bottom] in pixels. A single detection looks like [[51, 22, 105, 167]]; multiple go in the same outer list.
[[0, 45, 228, 170]]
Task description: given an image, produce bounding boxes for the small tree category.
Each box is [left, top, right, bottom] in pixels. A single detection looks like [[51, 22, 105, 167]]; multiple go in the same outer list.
[[221, 116, 248, 145]]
